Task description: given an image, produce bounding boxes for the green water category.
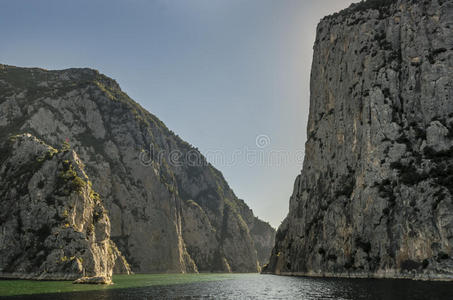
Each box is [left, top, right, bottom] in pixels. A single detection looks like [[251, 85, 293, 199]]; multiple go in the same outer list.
[[0, 273, 236, 297], [2, 274, 453, 299]]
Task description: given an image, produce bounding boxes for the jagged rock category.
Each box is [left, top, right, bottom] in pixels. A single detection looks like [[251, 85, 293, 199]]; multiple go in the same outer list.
[[73, 276, 112, 285], [0, 134, 125, 282], [264, 0, 453, 280], [0, 64, 275, 275]]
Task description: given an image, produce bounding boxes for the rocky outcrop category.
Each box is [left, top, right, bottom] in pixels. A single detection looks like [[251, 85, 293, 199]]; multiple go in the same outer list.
[[0, 134, 126, 282], [264, 0, 453, 280], [0, 64, 275, 276]]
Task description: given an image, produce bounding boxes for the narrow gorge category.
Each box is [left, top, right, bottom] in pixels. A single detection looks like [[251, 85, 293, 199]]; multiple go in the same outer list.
[[264, 0, 453, 280]]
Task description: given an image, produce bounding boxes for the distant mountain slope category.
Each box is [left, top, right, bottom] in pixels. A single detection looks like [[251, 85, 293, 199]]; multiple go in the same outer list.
[[0, 64, 275, 277]]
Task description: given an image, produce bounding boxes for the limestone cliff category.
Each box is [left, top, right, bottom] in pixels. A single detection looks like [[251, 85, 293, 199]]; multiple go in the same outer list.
[[0, 64, 275, 275], [264, 0, 453, 280], [0, 134, 129, 282]]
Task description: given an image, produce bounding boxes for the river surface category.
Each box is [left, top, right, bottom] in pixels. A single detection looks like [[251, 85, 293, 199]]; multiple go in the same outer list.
[[2, 273, 453, 299]]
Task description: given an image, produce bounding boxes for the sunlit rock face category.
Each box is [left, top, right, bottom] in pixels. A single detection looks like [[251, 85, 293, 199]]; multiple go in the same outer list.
[[0, 134, 127, 282], [0, 64, 275, 277], [264, 0, 453, 280]]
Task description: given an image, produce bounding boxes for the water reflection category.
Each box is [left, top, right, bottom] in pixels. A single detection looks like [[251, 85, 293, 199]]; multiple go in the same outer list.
[[5, 274, 453, 300]]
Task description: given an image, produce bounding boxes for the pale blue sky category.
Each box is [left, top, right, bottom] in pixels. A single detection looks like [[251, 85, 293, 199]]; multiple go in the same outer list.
[[0, 0, 355, 227]]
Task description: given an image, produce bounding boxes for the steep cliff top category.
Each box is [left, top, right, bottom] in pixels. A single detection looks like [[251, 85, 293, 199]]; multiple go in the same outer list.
[[0, 63, 179, 146], [323, 0, 398, 21], [0, 63, 118, 88]]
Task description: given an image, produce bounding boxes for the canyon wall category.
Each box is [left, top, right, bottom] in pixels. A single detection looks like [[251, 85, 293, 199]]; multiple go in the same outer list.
[[264, 0, 453, 280], [0, 64, 275, 279]]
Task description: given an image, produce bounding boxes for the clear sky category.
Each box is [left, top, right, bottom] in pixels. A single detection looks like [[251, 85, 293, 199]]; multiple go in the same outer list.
[[1, 0, 356, 228]]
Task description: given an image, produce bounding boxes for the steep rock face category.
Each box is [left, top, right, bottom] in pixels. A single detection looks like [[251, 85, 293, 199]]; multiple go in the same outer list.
[[0, 134, 128, 281], [265, 0, 453, 280], [0, 64, 275, 274]]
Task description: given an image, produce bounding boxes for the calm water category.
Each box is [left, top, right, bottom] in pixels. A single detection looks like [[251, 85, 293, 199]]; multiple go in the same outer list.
[[2, 274, 453, 300]]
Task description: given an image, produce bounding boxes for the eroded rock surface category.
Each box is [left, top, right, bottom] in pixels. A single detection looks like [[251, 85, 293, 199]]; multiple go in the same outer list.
[[264, 0, 453, 280], [0, 134, 126, 282], [0, 64, 275, 275]]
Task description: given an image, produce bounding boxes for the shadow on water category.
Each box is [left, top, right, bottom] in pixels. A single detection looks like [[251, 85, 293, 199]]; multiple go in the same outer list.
[[3, 274, 453, 300]]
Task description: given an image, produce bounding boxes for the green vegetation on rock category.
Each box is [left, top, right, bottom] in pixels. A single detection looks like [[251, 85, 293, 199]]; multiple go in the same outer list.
[[56, 160, 86, 195]]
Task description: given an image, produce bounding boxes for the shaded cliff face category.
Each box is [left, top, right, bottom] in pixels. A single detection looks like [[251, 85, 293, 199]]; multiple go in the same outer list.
[[0, 64, 275, 274], [0, 134, 129, 282], [265, 0, 453, 279]]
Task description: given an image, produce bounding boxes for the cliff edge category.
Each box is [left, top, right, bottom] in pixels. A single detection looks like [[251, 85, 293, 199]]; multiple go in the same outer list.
[[264, 0, 453, 280]]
